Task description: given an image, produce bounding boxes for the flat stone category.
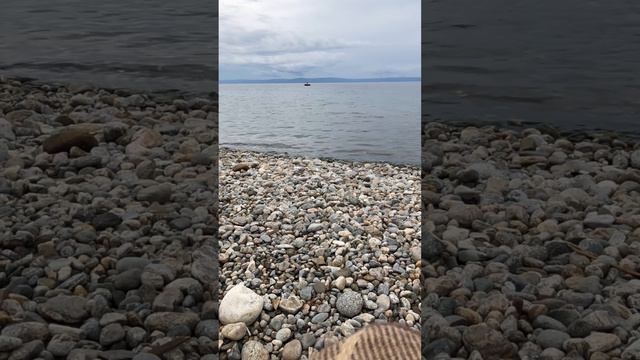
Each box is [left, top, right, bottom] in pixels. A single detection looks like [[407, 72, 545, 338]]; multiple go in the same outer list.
[[565, 276, 602, 294], [42, 128, 98, 154], [0, 335, 22, 352], [307, 223, 323, 232], [92, 212, 122, 230], [115, 257, 151, 273], [279, 296, 304, 314], [129, 128, 163, 148], [48, 324, 85, 339], [143, 312, 200, 332], [312, 312, 329, 324], [532, 315, 568, 332], [299, 286, 314, 300], [8, 340, 44, 360], [232, 163, 255, 172], [70, 94, 95, 106], [583, 213, 615, 228], [462, 323, 515, 359], [535, 329, 570, 349], [568, 310, 620, 337], [37, 295, 89, 324], [136, 184, 173, 204], [584, 332, 621, 353], [71, 155, 102, 169]]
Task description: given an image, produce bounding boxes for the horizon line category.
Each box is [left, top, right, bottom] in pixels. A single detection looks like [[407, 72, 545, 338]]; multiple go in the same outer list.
[[220, 76, 421, 84]]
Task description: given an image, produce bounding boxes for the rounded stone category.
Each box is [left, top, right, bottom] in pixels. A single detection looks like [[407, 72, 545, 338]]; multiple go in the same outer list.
[[219, 283, 263, 325], [336, 291, 364, 318], [221, 322, 247, 341], [100, 323, 125, 347], [282, 339, 302, 360], [241, 340, 269, 360]]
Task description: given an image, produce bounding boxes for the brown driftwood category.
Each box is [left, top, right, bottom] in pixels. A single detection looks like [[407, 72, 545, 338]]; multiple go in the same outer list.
[[566, 242, 640, 278]]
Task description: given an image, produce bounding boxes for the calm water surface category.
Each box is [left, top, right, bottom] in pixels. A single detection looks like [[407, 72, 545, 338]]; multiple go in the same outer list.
[[0, 0, 217, 96], [220, 82, 420, 165], [424, 0, 640, 134]]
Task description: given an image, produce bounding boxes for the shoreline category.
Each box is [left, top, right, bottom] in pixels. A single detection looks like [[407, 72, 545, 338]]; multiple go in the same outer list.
[[0, 74, 218, 103], [219, 146, 421, 170], [423, 121, 640, 359], [219, 148, 421, 359], [0, 78, 218, 359], [425, 117, 640, 144]]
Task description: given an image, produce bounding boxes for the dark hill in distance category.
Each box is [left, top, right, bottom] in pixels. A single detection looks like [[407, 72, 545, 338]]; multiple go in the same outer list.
[[220, 77, 420, 84]]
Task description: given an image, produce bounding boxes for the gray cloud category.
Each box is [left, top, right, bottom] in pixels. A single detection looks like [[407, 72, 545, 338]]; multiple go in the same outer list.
[[220, 0, 419, 79]]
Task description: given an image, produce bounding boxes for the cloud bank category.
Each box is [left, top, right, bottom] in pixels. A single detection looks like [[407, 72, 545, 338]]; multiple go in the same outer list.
[[220, 0, 420, 80]]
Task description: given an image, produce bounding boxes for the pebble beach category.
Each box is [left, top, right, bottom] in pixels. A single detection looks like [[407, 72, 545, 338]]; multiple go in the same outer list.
[[0, 77, 218, 359], [423, 121, 640, 359], [218, 148, 421, 359]]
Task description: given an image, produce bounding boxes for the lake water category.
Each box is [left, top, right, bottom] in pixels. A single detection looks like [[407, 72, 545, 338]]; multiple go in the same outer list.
[[0, 0, 217, 97], [424, 0, 640, 134], [220, 82, 420, 165]]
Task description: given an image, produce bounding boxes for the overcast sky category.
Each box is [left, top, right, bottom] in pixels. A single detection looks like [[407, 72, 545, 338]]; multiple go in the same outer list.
[[219, 0, 420, 80]]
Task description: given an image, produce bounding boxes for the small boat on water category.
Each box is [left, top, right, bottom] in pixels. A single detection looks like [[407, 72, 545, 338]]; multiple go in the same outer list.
[[304, 82, 310, 86]]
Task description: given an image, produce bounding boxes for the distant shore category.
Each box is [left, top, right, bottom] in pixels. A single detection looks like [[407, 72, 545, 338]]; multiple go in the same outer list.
[[423, 121, 640, 359]]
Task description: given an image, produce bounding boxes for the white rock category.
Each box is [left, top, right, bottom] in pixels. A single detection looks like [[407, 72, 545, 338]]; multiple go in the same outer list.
[[219, 283, 263, 325]]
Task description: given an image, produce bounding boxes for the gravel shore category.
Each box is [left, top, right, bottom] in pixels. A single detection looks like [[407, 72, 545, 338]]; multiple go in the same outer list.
[[0, 77, 218, 359], [218, 148, 421, 359], [422, 121, 640, 359]]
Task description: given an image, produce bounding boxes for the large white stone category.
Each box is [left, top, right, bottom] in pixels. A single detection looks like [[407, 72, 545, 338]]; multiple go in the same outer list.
[[219, 283, 263, 325]]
